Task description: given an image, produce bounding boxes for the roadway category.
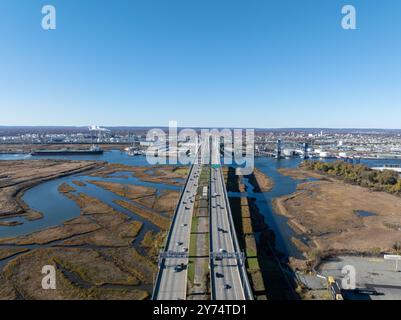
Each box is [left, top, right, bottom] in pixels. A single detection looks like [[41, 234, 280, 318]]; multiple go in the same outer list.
[[153, 136, 253, 300], [210, 165, 245, 299], [152, 150, 202, 300], [209, 138, 251, 300]]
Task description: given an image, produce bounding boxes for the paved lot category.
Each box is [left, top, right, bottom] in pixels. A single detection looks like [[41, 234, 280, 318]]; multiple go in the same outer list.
[[318, 255, 401, 300]]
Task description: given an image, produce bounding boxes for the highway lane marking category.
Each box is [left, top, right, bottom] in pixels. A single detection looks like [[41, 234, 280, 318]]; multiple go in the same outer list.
[[154, 160, 201, 300]]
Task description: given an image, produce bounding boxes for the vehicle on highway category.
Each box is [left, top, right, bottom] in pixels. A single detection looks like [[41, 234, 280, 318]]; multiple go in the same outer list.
[[216, 272, 224, 278], [174, 263, 186, 273], [176, 241, 183, 246], [219, 248, 227, 253], [225, 284, 232, 290], [182, 247, 188, 252], [218, 227, 227, 233]]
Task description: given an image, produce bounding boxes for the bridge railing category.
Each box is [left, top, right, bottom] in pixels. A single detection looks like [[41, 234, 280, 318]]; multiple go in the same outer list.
[[209, 163, 217, 300], [151, 152, 199, 300], [218, 165, 254, 300]]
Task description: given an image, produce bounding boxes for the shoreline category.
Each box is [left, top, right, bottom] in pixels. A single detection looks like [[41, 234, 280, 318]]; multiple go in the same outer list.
[[246, 168, 274, 192], [0, 160, 105, 221], [273, 168, 401, 268], [225, 166, 299, 300], [0, 163, 178, 299], [0, 144, 129, 153]]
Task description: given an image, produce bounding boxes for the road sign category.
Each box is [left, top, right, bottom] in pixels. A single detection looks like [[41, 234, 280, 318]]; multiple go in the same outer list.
[[384, 254, 401, 271], [211, 252, 245, 266]]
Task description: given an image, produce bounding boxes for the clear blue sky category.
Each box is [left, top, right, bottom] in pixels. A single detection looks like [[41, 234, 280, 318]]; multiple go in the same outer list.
[[1, 0, 401, 128]]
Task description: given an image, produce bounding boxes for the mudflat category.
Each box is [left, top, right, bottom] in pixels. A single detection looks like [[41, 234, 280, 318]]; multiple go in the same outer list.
[[247, 168, 274, 192], [277, 167, 327, 180], [88, 163, 189, 186], [0, 161, 180, 299], [273, 177, 401, 255], [0, 160, 102, 218]]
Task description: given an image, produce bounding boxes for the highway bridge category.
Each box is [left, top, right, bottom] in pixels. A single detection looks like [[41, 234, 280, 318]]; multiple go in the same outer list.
[[152, 137, 253, 300], [152, 148, 202, 300], [209, 138, 253, 300]]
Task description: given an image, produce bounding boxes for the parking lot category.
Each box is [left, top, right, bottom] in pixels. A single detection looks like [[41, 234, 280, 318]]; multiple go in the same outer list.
[[318, 255, 401, 300]]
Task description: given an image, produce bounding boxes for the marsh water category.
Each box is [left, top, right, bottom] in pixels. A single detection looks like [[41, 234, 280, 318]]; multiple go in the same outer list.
[[1, 150, 400, 259]]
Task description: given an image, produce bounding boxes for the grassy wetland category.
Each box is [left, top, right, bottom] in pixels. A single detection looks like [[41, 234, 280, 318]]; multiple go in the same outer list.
[[0, 159, 188, 299]]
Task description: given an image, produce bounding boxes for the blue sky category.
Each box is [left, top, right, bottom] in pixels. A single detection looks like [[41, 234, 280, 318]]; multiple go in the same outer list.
[[1, 0, 401, 128]]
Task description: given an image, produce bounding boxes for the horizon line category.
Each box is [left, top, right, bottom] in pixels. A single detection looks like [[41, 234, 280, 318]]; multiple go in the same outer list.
[[1, 125, 401, 131]]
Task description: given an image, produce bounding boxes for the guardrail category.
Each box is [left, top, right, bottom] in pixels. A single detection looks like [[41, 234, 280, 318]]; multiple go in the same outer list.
[[218, 165, 254, 300], [209, 164, 217, 300], [151, 157, 198, 300]]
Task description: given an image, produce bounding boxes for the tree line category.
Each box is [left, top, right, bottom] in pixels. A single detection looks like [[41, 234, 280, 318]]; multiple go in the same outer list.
[[301, 160, 401, 194]]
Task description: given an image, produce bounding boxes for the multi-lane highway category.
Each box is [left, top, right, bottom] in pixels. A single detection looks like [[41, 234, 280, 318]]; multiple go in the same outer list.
[[209, 138, 253, 300], [153, 137, 253, 300], [210, 165, 245, 299], [152, 150, 201, 300]]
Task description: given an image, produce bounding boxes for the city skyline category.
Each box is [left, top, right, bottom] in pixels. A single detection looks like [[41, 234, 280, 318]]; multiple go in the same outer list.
[[1, 0, 401, 128], [3, 125, 401, 131]]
